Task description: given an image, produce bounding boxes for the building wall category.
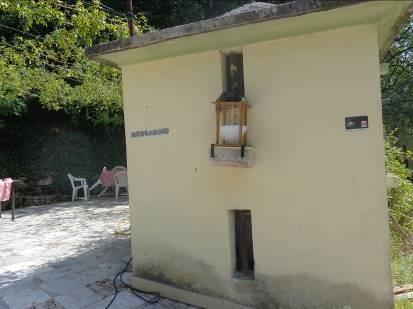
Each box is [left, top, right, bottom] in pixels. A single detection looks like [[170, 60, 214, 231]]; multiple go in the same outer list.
[[121, 24, 393, 308]]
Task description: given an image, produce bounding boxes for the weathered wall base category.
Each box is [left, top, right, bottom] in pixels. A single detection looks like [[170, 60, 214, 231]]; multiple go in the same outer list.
[[132, 247, 391, 309], [131, 276, 252, 309], [132, 273, 390, 309]]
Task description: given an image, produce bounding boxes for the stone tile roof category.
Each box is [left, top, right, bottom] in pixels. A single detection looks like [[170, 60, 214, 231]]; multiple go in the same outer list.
[[86, 0, 363, 58], [221, 2, 277, 16]]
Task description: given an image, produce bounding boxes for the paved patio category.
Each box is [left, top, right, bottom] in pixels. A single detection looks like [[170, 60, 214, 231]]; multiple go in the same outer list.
[[0, 198, 192, 309]]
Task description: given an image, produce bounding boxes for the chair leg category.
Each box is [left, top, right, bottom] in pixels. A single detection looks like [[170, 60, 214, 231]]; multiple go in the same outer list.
[[115, 185, 119, 201], [84, 187, 88, 201], [72, 189, 76, 202], [11, 184, 15, 221], [98, 186, 109, 198]]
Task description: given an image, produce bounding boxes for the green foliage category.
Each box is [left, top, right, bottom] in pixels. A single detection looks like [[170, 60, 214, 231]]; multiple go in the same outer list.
[[393, 254, 413, 286], [0, 0, 148, 126], [385, 131, 413, 252], [0, 115, 127, 194], [386, 131, 413, 288], [382, 21, 413, 132], [395, 299, 413, 309]]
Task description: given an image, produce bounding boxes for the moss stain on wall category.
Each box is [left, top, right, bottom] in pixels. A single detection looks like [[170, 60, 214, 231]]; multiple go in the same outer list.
[[133, 249, 392, 309], [135, 248, 226, 299], [234, 273, 392, 309]]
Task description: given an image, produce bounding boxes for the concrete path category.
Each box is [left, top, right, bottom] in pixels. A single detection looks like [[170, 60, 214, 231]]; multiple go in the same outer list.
[[0, 198, 192, 309]]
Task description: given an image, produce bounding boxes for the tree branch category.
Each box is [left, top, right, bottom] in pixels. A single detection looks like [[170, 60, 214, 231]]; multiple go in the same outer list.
[[390, 213, 413, 249]]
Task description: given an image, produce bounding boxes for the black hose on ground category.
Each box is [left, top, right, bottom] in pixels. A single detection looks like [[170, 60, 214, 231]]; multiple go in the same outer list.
[[105, 258, 160, 308]]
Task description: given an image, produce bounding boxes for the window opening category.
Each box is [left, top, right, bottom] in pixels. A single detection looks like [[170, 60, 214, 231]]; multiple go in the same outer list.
[[233, 209, 254, 279]]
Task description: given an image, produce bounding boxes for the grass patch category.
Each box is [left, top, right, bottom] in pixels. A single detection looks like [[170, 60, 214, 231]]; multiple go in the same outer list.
[[393, 253, 413, 308], [395, 299, 413, 309], [392, 254, 413, 286]]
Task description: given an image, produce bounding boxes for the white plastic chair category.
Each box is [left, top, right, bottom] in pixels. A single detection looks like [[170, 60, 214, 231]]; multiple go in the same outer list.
[[94, 166, 127, 197], [112, 166, 127, 172], [67, 173, 89, 201], [89, 167, 106, 193], [113, 171, 128, 201]]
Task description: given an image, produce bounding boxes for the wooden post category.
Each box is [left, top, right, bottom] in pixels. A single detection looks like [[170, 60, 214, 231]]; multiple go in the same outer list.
[[240, 103, 246, 146], [244, 103, 248, 145], [223, 105, 227, 125], [127, 0, 135, 37], [238, 103, 243, 146], [216, 102, 220, 144], [11, 182, 15, 221]]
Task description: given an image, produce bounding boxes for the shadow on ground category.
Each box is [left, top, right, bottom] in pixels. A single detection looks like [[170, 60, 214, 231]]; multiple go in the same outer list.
[[0, 198, 192, 308]]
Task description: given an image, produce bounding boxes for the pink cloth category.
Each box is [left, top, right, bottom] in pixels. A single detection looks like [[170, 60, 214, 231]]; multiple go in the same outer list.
[[100, 171, 116, 187], [0, 178, 13, 202]]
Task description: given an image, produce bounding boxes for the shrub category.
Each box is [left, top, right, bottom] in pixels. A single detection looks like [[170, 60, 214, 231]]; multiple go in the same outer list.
[[385, 131, 413, 289], [385, 131, 413, 253]]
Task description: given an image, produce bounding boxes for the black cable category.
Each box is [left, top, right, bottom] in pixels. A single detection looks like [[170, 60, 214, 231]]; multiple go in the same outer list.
[[105, 258, 160, 308], [104, 266, 123, 309], [98, 3, 128, 18], [0, 22, 43, 39], [119, 261, 161, 304], [98, 3, 141, 23]]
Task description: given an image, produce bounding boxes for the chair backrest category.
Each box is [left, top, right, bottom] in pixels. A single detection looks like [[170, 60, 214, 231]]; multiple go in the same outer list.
[[112, 166, 126, 173], [113, 171, 128, 186], [67, 173, 75, 189]]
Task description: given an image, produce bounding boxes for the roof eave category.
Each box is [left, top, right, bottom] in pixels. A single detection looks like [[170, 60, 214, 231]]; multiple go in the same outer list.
[[86, 0, 413, 67], [379, 2, 413, 61], [85, 0, 364, 64]]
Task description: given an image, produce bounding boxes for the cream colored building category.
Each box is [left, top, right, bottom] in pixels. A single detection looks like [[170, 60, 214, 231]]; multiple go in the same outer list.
[[87, 1, 413, 308]]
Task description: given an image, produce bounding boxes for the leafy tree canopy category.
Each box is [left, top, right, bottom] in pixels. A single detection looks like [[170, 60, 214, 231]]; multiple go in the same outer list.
[[382, 21, 413, 133], [1, 0, 412, 132], [0, 0, 147, 126]]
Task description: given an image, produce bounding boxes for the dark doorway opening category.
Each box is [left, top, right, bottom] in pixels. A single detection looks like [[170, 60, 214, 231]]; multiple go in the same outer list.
[[234, 209, 255, 279]]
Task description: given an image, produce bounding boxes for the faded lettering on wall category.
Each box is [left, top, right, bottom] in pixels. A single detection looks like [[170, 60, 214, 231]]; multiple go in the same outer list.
[[131, 128, 169, 138]]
